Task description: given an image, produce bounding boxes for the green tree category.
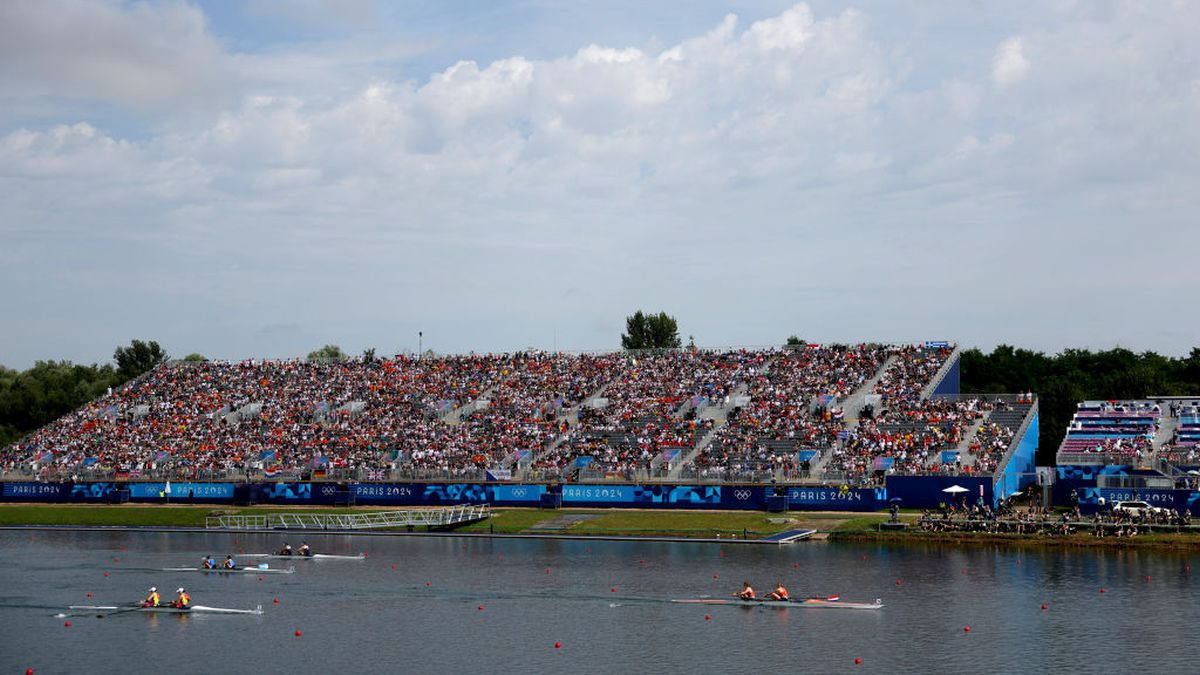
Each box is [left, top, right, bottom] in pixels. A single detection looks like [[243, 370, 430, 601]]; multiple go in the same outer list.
[[785, 335, 807, 349], [362, 348, 377, 362], [307, 344, 347, 361], [113, 340, 168, 381], [182, 353, 208, 362], [621, 311, 681, 350]]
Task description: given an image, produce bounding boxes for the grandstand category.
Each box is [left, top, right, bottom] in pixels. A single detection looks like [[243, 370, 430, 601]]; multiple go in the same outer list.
[[0, 342, 1039, 493]]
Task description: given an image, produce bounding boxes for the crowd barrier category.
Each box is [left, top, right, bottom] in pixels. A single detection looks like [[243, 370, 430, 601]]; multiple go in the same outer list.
[[0, 480, 889, 511]]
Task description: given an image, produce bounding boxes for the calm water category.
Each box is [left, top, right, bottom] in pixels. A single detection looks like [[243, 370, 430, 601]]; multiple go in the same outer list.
[[1, 530, 1198, 674]]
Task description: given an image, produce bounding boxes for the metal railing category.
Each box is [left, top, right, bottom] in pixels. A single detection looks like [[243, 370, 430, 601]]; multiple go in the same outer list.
[[205, 504, 490, 530]]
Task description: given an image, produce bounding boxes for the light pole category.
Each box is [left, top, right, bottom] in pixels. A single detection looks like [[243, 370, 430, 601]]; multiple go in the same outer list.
[[418, 331, 423, 358]]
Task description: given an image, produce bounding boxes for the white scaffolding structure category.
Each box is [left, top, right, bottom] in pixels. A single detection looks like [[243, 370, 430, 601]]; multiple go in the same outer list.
[[205, 504, 490, 530]]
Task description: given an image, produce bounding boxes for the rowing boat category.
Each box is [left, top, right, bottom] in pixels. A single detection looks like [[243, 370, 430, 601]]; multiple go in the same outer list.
[[672, 597, 883, 610], [162, 565, 294, 575], [238, 553, 365, 560], [65, 604, 264, 615]]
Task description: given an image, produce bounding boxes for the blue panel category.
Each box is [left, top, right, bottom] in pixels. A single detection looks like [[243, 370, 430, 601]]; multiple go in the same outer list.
[[2, 482, 69, 501], [786, 487, 885, 510], [490, 484, 546, 503], [932, 356, 960, 396], [994, 413, 1038, 502], [562, 485, 635, 503], [351, 483, 421, 504], [885, 475, 993, 509], [128, 483, 234, 500], [257, 483, 313, 503]]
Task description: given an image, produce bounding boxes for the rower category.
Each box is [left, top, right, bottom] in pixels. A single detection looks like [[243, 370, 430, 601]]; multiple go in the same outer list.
[[202, 555, 217, 570], [297, 542, 312, 557], [768, 582, 789, 601], [278, 543, 293, 556], [733, 581, 756, 599], [171, 587, 191, 609], [143, 587, 160, 607], [223, 555, 237, 569]]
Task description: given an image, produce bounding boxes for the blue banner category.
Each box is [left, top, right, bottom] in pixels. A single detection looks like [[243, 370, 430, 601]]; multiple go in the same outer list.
[[128, 483, 234, 499], [491, 484, 546, 503], [562, 485, 635, 503], [786, 486, 885, 510], [69, 483, 118, 501], [2, 482, 69, 500]]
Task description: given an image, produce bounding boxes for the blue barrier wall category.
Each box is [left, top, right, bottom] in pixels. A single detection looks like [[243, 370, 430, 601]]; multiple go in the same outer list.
[[1076, 487, 1200, 515], [885, 475, 993, 509], [0, 481, 885, 511], [994, 413, 1038, 501], [932, 356, 960, 397]]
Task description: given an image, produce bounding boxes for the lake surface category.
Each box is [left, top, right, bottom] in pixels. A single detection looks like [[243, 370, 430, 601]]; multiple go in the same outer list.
[[1, 530, 1198, 674]]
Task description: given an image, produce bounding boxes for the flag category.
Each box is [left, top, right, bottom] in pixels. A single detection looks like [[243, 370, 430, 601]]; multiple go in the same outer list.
[[165, 480, 172, 495]]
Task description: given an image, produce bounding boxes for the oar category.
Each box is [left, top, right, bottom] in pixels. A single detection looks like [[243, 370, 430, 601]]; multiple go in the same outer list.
[[98, 603, 146, 619]]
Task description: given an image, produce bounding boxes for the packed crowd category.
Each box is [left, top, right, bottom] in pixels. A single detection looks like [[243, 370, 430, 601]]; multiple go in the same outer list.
[[688, 345, 887, 479], [1, 344, 1011, 482]]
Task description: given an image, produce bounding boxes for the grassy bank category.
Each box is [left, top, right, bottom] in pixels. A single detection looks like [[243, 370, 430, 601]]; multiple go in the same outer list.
[[0, 504, 848, 539], [828, 514, 1200, 551]]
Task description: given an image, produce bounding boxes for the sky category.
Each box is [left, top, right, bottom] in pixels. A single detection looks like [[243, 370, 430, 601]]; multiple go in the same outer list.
[[1, 0, 1198, 368]]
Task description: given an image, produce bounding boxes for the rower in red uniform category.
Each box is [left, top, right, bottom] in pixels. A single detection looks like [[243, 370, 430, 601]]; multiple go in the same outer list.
[[768, 582, 789, 601], [143, 587, 160, 607], [734, 582, 756, 599], [171, 588, 191, 609]]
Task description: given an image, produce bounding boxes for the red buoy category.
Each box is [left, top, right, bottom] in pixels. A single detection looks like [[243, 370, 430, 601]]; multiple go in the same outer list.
[[64, 621, 71, 628], [964, 626, 971, 633], [27, 668, 33, 674], [895, 579, 902, 586], [273, 598, 279, 604], [546, 568, 551, 574], [102, 572, 109, 577], [1100, 587, 1107, 593], [639, 559, 645, 565], [611, 587, 617, 593], [258, 577, 263, 582], [294, 630, 302, 637], [1146, 575, 1151, 582], [426, 582, 432, 587], [855, 658, 862, 665], [554, 642, 561, 649], [86, 592, 92, 598], [113, 557, 120, 563], [478, 605, 484, 611], [713, 574, 719, 580], [1041, 603, 1047, 610], [705, 614, 711, 621], [391, 565, 397, 570]]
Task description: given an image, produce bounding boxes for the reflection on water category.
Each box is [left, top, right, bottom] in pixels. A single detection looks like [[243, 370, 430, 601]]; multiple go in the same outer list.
[[0, 530, 1198, 674]]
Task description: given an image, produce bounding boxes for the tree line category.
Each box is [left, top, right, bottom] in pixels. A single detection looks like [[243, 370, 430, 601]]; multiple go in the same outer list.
[[0, 340, 167, 447]]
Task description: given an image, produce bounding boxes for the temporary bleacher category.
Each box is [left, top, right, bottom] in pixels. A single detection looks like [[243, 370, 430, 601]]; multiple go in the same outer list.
[[1055, 400, 1159, 465]]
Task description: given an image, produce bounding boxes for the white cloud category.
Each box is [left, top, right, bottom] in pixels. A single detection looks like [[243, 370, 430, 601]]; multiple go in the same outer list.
[[992, 36, 1030, 86], [0, 0, 231, 109], [1, 2, 1199, 364]]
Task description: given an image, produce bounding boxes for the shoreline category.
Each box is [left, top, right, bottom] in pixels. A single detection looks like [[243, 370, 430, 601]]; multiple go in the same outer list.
[[2, 504, 1199, 551]]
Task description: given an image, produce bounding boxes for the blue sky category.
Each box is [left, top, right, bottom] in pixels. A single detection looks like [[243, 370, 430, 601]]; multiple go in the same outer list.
[[1, 1, 1198, 367]]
